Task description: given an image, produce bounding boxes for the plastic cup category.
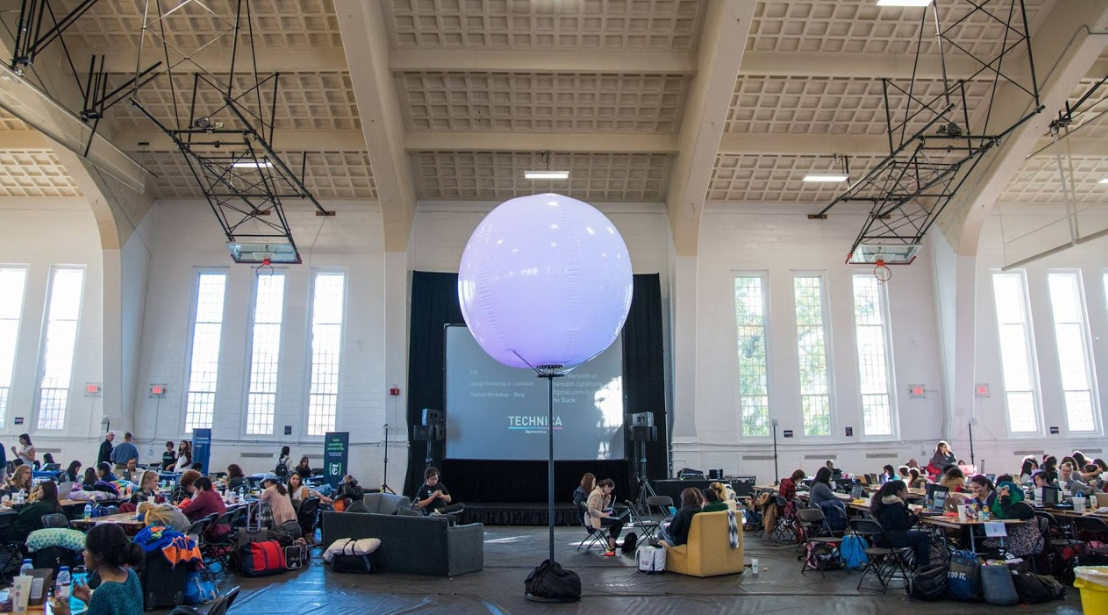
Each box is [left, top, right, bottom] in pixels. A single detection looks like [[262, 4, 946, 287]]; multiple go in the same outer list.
[[957, 505, 967, 522], [12, 575, 31, 612], [751, 558, 759, 575], [1075, 498, 1087, 514]]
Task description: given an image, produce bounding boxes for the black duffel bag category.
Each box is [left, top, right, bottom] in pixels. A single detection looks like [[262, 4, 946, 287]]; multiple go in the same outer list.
[[909, 563, 948, 601], [525, 559, 581, 602]]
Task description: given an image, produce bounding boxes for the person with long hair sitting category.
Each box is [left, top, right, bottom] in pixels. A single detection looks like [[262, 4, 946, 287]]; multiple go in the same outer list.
[[51, 523, 144, 615], [129, 471, 160, 505], [12, 480, 62, 541], [660, 487, 703, 547], [138, 502, 192, 534], [870, 480, 929, 569], [586, 478, 623, 555], [261, 474, 297, 526], [573, 473, 596, 509]]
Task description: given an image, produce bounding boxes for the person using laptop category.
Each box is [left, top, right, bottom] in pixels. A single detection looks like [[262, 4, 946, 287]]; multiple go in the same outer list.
[[585, 477, 624, 555], [63, 460, 82, 484], [871, 480, 929, 569]]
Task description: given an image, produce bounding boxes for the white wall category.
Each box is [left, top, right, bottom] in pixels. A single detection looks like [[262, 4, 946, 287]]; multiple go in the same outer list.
[[681, 203, 946, 480], [969, 204, 1108, 471], [0, 198, 105, 464], [131, 199, 387, 480]]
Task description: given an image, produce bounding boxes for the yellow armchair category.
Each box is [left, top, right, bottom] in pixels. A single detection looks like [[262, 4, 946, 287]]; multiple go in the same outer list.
[[663, 510, 746, 577]]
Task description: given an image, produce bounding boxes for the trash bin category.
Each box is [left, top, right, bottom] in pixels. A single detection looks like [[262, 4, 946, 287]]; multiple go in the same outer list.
[[1074, 566, 1108, 615]]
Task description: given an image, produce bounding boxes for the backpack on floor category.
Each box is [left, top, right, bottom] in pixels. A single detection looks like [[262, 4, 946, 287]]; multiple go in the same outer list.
[[239, 540, 286, 577], [909, 564, 948, 601], [525, 559, 581, 602], [803, 541, 843, 571], [636, 544, 666, 573], [1012, 571, 1066, 603], [839, 534, 869, 570], [981, 562, 1018, 606], [621, 532, 638, 555], [285, 542, 310, 571], [947, 550, 982, 601]]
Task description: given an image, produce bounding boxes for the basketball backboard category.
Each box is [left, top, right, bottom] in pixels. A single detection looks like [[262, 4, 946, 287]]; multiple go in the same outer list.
[[846, 244, 920, 265], [226, 242, 302, 264]]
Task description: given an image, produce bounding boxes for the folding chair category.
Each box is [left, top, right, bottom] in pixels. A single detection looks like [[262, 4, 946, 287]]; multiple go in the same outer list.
[[169, 586, 239, 615], [623, 499, 659, 542], [850, 518, 911, 594], [1073, 516, 1108, 556], [575, 502, 611, 554], [645, 495, 674, 523], [797, 508, 842, 575], [769, 496, 801, 543]]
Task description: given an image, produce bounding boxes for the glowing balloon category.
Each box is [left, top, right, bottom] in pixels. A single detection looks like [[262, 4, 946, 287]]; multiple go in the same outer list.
[[458, 193, 633, 369]]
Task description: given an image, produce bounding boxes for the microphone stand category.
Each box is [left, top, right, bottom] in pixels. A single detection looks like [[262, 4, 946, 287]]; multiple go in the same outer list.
[[968, 421, 976, 470], [772, 419, 780, 484], [381, 423, 395, 494]]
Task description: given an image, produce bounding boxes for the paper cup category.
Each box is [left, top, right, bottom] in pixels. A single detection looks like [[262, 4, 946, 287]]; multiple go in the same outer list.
[[751, 558, 759, 574], [12, 575, 31, 612], [957, 505, 967, 522]]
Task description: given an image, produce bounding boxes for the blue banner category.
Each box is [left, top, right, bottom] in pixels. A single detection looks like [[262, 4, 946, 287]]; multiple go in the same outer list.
[[324, 432, 349, 488], [192, 428, 212, 475]]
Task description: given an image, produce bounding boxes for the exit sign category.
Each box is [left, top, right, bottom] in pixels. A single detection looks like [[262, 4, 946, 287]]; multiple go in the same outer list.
[[908, 384, 926, 398], [84, 383, 102, 396], [150, 384, 167, 397], [975, 383, 990, 397]]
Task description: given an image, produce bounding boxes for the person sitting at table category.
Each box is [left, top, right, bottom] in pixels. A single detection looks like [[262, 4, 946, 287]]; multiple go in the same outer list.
[[573, 473, 595, 509], [287, 472, 332, 507], [261, 474, 297, 527], [1073, 451, 1088, 472], [586, 477, 624, 555], [1060, 462, 1096, 495], [968, 474, 999, 514], [226, 464, 248, 492], [129, 471, 160, 505], [1084, 459, 1107, 489], [121, 459, 140, 483], [897, 465, 911, 480], [161, 441, 176, 471], [660, 487, 703, 547], [939, 466, 966, 493], [780, 469, 804, 501], [709, 481, 735, 504], [1019, 457, 1038, 484], [294, 456, 313, 478], [139, 502, 192, 534], [1041, 456, 1059, 484], [63, 460, 82, 483], [172, 470, 201, 504], [180, 478, 228, 539], [97, 461, 118, 483], [907, 467, 929, 490], [808, 467, 835, 508], [871, 480, 929, 569], [701, 488, 728, 512], [4, 464, 31, 495], [81, 467, 98, 489], [881, 465, 897, 483], [50, 523, 144, 615], [12, 480, 62, 542]]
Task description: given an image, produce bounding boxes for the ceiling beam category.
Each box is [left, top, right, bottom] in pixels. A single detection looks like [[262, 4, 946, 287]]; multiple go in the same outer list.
[[64, 47, 349, 75], [389, 49, 697, 74], [335, 0, 416, 252], [404, 131, 678, 153], [110, 129, 367, 153], [667, 0, 756, 256], [934, 0, 1108, 254], [740, 51, 983, 80], [717, 133, 888, 156]]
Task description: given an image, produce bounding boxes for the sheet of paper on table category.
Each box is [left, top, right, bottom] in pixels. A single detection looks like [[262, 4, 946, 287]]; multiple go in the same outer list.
[[984, 521, 1007, 537]]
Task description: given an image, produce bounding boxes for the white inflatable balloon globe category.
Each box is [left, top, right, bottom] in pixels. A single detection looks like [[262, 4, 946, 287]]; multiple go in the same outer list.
[[458, 193, 633, 369]]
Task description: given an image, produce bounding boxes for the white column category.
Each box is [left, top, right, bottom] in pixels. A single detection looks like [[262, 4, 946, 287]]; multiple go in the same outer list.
[[383, 249, 411, 490], [932, 233, 978, 453], [670, 254, 699, 444]]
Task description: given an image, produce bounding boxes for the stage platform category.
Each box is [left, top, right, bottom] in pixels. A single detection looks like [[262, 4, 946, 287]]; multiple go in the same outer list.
[[458, 502, 579, 526]]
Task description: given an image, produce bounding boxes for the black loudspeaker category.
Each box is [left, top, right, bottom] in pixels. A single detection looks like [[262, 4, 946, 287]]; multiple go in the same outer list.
[[422, 408, 443, 426], [630, 412, 654, 427], [414, 425, 446, 441], [708, 469, 723, 480]]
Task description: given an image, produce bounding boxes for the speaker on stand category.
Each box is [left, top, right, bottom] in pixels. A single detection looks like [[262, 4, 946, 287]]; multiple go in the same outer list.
[[630, 412, 658, 513], [415, 408, 445, 470]]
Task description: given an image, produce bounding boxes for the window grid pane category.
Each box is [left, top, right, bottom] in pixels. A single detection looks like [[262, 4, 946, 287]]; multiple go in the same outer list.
[[853, 276, 895, 437], [795, 276, 830, 436], [37, 268, 84, 430], [1047, 272, 1098, 432], [991, 273, 1039, 433], [184, 273, 227, 433], [308, 273, 345, 436], [0, 267, 28, 425], [734, 276, 770, 437], [245, 274, 285, 435]]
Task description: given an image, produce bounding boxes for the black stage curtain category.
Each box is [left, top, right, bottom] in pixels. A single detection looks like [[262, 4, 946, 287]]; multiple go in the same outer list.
[[403, 272, 667, 503]]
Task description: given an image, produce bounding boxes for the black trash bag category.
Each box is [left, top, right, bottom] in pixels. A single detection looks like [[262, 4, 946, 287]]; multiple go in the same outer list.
[[525, 559, 581, 602], [1012, 572, 1066, 603]]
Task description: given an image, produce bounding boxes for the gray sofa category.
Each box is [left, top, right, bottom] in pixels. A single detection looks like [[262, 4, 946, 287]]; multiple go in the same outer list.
[[321, 493, 483, 576]]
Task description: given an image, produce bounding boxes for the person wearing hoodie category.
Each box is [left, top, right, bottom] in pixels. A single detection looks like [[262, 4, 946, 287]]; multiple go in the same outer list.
[[870, 480, 929, 568]]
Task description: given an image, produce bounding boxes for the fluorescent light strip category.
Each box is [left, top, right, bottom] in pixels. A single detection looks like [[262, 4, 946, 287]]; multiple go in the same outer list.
[[876, 0, 932, 6], [1099, 178, 1108, 184], [232, 161, 273, 169], [524, 170, 570, 180], [803, 174, 850, 183]]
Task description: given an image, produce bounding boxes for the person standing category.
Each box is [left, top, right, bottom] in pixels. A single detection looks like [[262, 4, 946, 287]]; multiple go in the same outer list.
[[161, 441, 176, 470], [110, 432, 139, 469], [11, 434, 35, 467], [98, 431, 115, 466]]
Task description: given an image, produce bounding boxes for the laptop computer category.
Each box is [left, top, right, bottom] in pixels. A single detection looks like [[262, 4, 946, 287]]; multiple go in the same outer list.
[[985, 473, 996, 484], [851, 485, 864, 500], [57, 482, 75, 500], [1042, 486, 1061, 507]]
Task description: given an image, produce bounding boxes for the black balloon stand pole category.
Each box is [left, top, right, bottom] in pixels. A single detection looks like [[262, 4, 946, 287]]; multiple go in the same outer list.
[[538, 365, 565, 564]]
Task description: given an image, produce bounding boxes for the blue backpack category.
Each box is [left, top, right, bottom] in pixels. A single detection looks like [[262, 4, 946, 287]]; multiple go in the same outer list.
[[818, 500, 848, 532], [947, 550, 982, 601], [839, 534, 869, 570]]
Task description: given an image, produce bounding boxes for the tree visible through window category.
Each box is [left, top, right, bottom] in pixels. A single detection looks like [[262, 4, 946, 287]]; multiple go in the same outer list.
[[734, 275, 770, 437]]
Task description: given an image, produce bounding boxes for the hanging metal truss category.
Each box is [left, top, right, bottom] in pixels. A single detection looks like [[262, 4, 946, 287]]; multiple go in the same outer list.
[[811, 0, 1043, 263], [5, 0, 332, 264]]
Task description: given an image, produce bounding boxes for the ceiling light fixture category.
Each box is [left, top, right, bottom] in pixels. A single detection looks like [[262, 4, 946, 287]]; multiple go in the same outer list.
[[232, 160, 273, 169], [804, 154, 851, 183], [525, 170, 570, 180], [876, 0, 933, 6], [803, 174, 850, 183], [525, 151, 569, 180], [1099, 178, 1108, 184]]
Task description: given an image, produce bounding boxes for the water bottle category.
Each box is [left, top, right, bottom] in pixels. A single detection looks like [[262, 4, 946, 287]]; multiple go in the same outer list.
[[54, 567, 70, 601], [238, 486, 245, 503], [19, 559, 32, 577], [83, 503, 92, 520]]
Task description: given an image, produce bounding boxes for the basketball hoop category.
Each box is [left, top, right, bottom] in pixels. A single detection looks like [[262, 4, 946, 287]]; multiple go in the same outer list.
[[874, 259, 892, 284], [255, 257, 275, 278]]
